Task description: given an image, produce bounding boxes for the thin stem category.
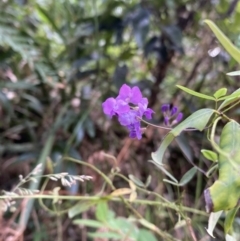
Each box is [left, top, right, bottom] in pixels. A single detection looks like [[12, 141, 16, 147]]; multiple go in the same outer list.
[[138, 117, 210, 132], [53, 204, 62, 241], [220, 98, 240, 113], [0, 195, 207, 216], [210, 117, 239, 170]]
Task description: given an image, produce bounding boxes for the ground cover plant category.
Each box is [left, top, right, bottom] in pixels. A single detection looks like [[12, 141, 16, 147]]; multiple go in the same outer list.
[[1, 0, 240, 241]]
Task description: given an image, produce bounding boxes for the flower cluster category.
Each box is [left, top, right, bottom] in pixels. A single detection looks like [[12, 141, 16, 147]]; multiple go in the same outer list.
[[161, 104, 183, 126], [102, 84, 154, 139]]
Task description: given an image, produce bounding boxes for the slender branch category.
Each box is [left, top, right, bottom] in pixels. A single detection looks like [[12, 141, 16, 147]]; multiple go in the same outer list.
[[0, 194, 207, 216], [139, 117, 200, 131]]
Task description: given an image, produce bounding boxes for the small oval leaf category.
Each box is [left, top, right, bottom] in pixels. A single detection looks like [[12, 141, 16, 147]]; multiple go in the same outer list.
[[145, 175, 152, 187], [201, 149, 218, 162], [213, 88, 227, 99], [179, 167, 197, 186], [68, 201, 98, 218]]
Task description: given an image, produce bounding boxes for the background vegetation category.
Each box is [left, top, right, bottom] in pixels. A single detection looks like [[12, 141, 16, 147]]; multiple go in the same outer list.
[[1, 0, 240, 240]]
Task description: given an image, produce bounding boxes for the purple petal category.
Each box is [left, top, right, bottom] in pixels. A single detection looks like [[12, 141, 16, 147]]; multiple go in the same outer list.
[[118, 110, 137, 126], [127, 122, 142, 140], [117, 84, 131, 100], [164, 116, 170, 126], [130, 86, 142, 104], [144, 108, 154, 119], [137, 98, 148, 116], [161, 104, 170, 113], [102, 98, 116, 117], [176, 112, 183, 122], [102, 98, 130, 118], [171, 113, 183, 126], [139, 97, 148, 108], [115, 99, 130, 114], [170, 106, 178, 116]]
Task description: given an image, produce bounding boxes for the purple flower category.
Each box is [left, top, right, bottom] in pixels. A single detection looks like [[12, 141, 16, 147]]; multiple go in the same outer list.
[[172, 113, 183, 126], [143, 108, 154, 119], [127, 122, 142, 140], [161, 103, 183, 126], [117, 84, 143, 105], [118, 110, 138, 126], [171, 106, 178, 116], [102, 98, 129, 118], [161, 104, 170, 113], [102, 84, 154, 139], [176, 112, 183, 122]]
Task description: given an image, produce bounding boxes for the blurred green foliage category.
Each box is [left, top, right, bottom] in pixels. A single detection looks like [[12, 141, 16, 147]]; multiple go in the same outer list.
[[1, 0, 240, 240]]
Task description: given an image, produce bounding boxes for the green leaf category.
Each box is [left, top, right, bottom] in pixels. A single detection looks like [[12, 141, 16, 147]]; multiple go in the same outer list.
[[137, 229, 157, 241], [152, 109, 214, 165], [151, 133, 175, 165], [108, 218, 138, 239], [145, 175, 152, 187], [88, 231, 122, 239], [176, 135, 194, 164], [176, 85, 215, 100], [201, 149, 218, 162], [227, 70, 240, 76], [206, 211, 223, 238], [171, 108, 214, 136], [179, 167, 197, 186], [204, 20, 240, 63], [36, 4, 65, 43], [96, 201, 114, 222], [224, 207, 239, 234], [204, 121, 240, 212], [73, 219, 103, 228], [149, 160, 178, 183], [218, 88, 240, 110], [68, 201, 98, 218], [218, 90, 240, 100], [129, 174, 145, 187], [213, 88, 227, 99]]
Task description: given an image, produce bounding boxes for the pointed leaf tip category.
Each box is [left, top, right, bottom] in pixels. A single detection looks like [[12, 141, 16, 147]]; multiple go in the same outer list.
[[204, 19, 240, 64]]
